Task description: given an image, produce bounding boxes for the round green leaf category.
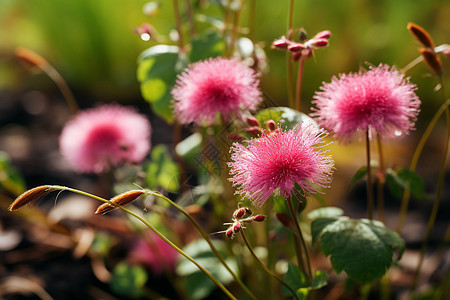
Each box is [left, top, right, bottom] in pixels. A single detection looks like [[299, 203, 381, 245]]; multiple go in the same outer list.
[[311, 217, 405, 283]]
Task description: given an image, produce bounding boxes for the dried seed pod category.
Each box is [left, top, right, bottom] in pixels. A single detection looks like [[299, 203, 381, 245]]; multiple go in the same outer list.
[[9, 185, 52, 211], [95, 190, 145, 215], [420, 48, 442, 75], [407, 23, 434, 48]]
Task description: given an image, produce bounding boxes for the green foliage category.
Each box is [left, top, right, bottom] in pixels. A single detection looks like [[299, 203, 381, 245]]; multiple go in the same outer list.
[[348, 166, 367, 190], [111, 262, 148, 298], [137, 45, 187, 122], [0, 151, 25, 196], [145, 144, 180, 192], [385, 167, 430, 201], [311, 215, 405, 283], [255, 107, 317, 130], [189, 30, 224, 62], [176, 239, 238, 300], [282, 263, 328, 298]]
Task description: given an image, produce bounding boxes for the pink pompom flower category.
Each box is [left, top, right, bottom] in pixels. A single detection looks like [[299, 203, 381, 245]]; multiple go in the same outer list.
[[59, 104, 151, 173], [228, 123, 334, 207], [171, 57, 262, 125], [312, 64, 421, 142], [128, 231, 179, 275]]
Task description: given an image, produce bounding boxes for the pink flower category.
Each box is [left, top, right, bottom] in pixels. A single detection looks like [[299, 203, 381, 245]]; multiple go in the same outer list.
[[128, 231, 179, 275], [171, 57, 262, 125], [312, 64, 421, 142], [228, 123, 334, 207], [59, 105, 151, 173]]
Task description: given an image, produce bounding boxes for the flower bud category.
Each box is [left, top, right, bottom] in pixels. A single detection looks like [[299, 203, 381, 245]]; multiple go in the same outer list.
[[407, 22, 434, 48], [266, 120, 277, 131], [271, 37, 290, 50], [246, 116, 260, 127], [245, 126, 263, 137], [308, 38, 329, 49], [95, 190, 145, 215], [226, 228, 234, 239], [252, 215, 266, 222], [9, 185, 52, 211], [233, 222, 242, 233], [313, 30, 331, 40], [288, 43, 304, 52], [276, 212, 292, 227]]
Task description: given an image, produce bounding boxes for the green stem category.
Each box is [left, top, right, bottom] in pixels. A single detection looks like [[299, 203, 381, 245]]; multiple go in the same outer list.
[[286, 0, 295, 108], [396, 99, 450, 233], [240, 231, 299, 300], [376, 133, 385, 223], [295, 55, 306, 111], [48, 186, 237, 300], [248, 0, 256, 41], [287, 196, 312, 283], [229, 1, 243, 57], [148, 191, 257, 300], [366, 131, 374, 220], [400, 55, 424, 74], [410, 77, 450, 293], [173, 0, 185, 51]]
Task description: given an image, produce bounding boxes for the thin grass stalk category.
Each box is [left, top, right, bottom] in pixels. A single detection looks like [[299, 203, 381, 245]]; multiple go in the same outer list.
[[47, 186, 238, 300], [148, 191, 257, 300], [240, 231, 299, 300]]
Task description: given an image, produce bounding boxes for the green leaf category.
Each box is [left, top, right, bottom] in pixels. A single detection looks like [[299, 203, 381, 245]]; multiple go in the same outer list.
[[189, 30, 224, 62], [0, 151, 25, 196], [137, 45, 188, 122], [255, 107, 317, 130], [176, 239, 238, 300], [385, 168, 430, 201], [145, 144, 180, 192], [282, 263, 328, 298], [311, 217, 405, 283], [110, 262, 147, 297], [349, 166, 367, 190], [307, 207, 344, 221]]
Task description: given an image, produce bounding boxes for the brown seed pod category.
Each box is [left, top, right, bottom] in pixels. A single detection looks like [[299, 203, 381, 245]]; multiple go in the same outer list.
[[95, 190, 145, 215], [407, 23, 434, 48], [420, 48, 442, 75], [9, 185, 52, 211]]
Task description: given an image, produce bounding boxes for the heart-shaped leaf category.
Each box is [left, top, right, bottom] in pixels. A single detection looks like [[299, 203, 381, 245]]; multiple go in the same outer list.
[[311, 217, 405, 283]]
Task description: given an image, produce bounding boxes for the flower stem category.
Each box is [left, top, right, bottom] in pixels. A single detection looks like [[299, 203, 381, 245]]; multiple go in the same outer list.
[[148, 191, 257, 300], [396, 98, 450, 233], [286, 0, 295, 108], [240, 230, 299, 300], [173, 0, 185, 51], [46, 186, 237, 300], [16, 48, 79, 115], [287, 196, 312, 283], [295, 55, 306, 112], [376, 133, 385, 223], [410, 77, 449, 293], [366, 131, 374, 220]]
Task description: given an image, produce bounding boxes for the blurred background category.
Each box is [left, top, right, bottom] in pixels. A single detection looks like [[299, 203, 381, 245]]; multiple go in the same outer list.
[[1, 0, 450, 299]]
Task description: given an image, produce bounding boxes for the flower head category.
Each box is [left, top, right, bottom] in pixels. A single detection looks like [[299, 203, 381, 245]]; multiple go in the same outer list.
[[171, 57, 262, 125], [128, 230, 179, 275], [228, 123, 334, 207], [312, 64, 421, 142], [59, 104, 151, 173]]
